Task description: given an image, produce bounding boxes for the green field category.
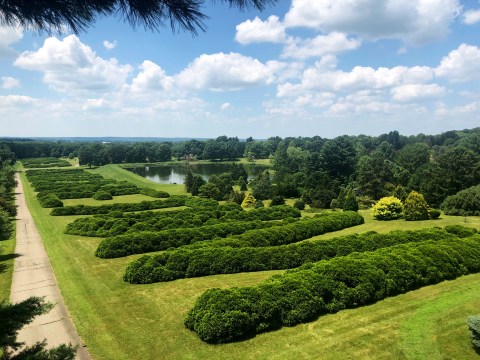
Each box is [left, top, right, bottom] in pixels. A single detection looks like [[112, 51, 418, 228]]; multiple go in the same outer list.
[[19, 167, 480, 360], [0, 231, 16, 302]]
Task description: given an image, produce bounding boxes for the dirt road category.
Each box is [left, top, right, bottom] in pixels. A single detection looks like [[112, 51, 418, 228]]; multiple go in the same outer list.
[[10, 173, 91, 359]]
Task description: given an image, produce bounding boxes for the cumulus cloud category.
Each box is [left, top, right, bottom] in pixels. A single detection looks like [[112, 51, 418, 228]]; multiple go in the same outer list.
[[221, 102, 231, 111], [391, 84, 445, 102], [282, 32, 361, 59], [435, 44, 480, 82], [235, 15, 286, 44], [284, 0, 461, 45], [103, 40, 117, 50], [14, 35, 132, 94], [0, 95, 36, 107], [0, 27, 23, 58], [176, 52, 275, 91], [463, 9, 480, 24], [130, 60, 173, 94], [1, 76, 20, 89]]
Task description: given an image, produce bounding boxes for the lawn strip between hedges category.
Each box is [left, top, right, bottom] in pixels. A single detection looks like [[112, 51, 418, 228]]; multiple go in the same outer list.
[[124, 227, 469, 283], [186, 234, 480, 343]]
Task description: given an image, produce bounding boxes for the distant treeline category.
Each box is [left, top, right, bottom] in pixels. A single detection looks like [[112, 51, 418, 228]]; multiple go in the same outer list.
[[1, 128, 479, 208]]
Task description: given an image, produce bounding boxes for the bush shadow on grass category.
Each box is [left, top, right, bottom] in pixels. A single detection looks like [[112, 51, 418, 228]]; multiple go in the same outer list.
[[0, 253, 20, 273]]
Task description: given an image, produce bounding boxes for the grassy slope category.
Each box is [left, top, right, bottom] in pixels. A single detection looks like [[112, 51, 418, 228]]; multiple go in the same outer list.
[[88, 165, 186, 196], [20, 169, 480, 360]]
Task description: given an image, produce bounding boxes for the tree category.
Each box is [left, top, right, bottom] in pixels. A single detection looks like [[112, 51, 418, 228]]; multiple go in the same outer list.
[[198, 183, 222, 200], [183, 167, 193, 192], [403, 191, 429, 221], [241, 193, 256, 208], [343, 189, 358, 212], [0, 297, 76, 359], [190, 175, 206, 196], [0, 0, 277, 34]]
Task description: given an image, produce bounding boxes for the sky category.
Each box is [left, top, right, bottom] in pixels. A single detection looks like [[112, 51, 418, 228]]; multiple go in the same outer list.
[[1, 0, 480, 139]]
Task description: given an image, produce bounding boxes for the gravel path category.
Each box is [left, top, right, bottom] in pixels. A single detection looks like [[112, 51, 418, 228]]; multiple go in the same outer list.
[[10, 173, 91, 359]]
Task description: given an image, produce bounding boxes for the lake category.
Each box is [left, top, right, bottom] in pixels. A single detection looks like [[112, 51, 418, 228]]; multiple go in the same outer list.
[[127, 163, 269, 184]]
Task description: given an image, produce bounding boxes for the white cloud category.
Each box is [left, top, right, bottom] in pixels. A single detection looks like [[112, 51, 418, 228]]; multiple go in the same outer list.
[[463, 9, 480, 24], [14, 35, 132, 94], [0, 27, 23, 58], [1, 76, 20, 89], [235, 15, 286, 44], [391, 84, 445, 102], [103, 40, 117, 50], [435, 44, 480, 82], [282, 32, 361, 59], [176, 52, 275, 91], [0, 95, 36, 107], [284, 0, 461, 45], [221, 102, 231, 111], [130, 60, 173, 93]]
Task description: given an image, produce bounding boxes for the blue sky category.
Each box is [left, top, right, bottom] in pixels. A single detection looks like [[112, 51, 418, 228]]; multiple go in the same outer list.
[[1, 0, 480, 139]]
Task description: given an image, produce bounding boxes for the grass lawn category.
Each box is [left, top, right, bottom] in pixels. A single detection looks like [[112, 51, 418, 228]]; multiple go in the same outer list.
[[20, 169, 480, 360], [88, 164, 186, 196]]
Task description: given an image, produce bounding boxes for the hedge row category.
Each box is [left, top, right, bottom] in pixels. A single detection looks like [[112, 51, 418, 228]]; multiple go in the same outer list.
[[124, 227, 461, 283], [37, 192, 63, 208], [139, 187, 170, 198], [96, 219, 298, 258], [65, 205, 300, 237], [22, 157, 71, 168], [185, 234, 480, 343], [184, 211, 364, 250], [51, 195, 213, 216]]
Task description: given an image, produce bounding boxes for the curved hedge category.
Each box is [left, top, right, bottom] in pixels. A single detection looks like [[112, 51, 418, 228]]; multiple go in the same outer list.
[[184, 211, 364, 250], [139, 187, 170, 198], [51, 196, 214, 216], [124, 227, 459, 284], [185, 234, 480, 343], [96, 219, 298, 258], [93, 190, 113, 200], [65, 205, 300, 237]]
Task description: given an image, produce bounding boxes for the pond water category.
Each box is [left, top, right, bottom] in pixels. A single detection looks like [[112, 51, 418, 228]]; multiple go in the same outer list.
[[127, 163, 268, 184]]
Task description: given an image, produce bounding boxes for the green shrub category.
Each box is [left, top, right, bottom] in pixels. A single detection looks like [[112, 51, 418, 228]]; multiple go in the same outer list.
[[293, 199, 305, 210], [254, 200, 264, 208], [404, 191, 429, 221], [372, 196, 403, 220], [139, 188, 170, 198], [124, 227, 459, 284], [428, 209, 441, 219], [441, 185, 480, 216], [467, 315, 480, 352], [444, 225, 478, 238], [270, 196, 285, 206], [185, 235, 480, 343], [37, 192, 63, 208], [93, 190, 113, 200]]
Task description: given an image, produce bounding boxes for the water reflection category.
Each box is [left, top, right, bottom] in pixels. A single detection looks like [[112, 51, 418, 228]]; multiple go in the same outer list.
[[127, 163, 268, 184]]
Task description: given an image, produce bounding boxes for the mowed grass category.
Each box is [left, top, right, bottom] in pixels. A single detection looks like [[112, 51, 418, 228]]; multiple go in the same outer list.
[[20, 170, 480, 360], [88, 164, 186, 196]]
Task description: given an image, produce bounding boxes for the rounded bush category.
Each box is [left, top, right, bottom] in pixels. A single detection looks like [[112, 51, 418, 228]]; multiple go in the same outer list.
[[428, 209, 441, 219], [270, 196, 285, 207], [93, 190, 113, 200], [293, 199, 305, 210], [372, 196, 403, 221]]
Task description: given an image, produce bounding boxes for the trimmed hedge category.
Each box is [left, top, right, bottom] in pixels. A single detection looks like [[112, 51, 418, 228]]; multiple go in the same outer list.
[[96, 219, 298, 258], [37, 192, 63, 208], [468, 315, 480, 351], [50, 195, 216, 216], [65, 205, 300, 237], [22, 157, 71, 168], [93, 190, 113, 200], [139, 187, 170, 198], [183, 211, 364, 250], [185, 234, 480, 343], [124, 227, 459, 283]]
